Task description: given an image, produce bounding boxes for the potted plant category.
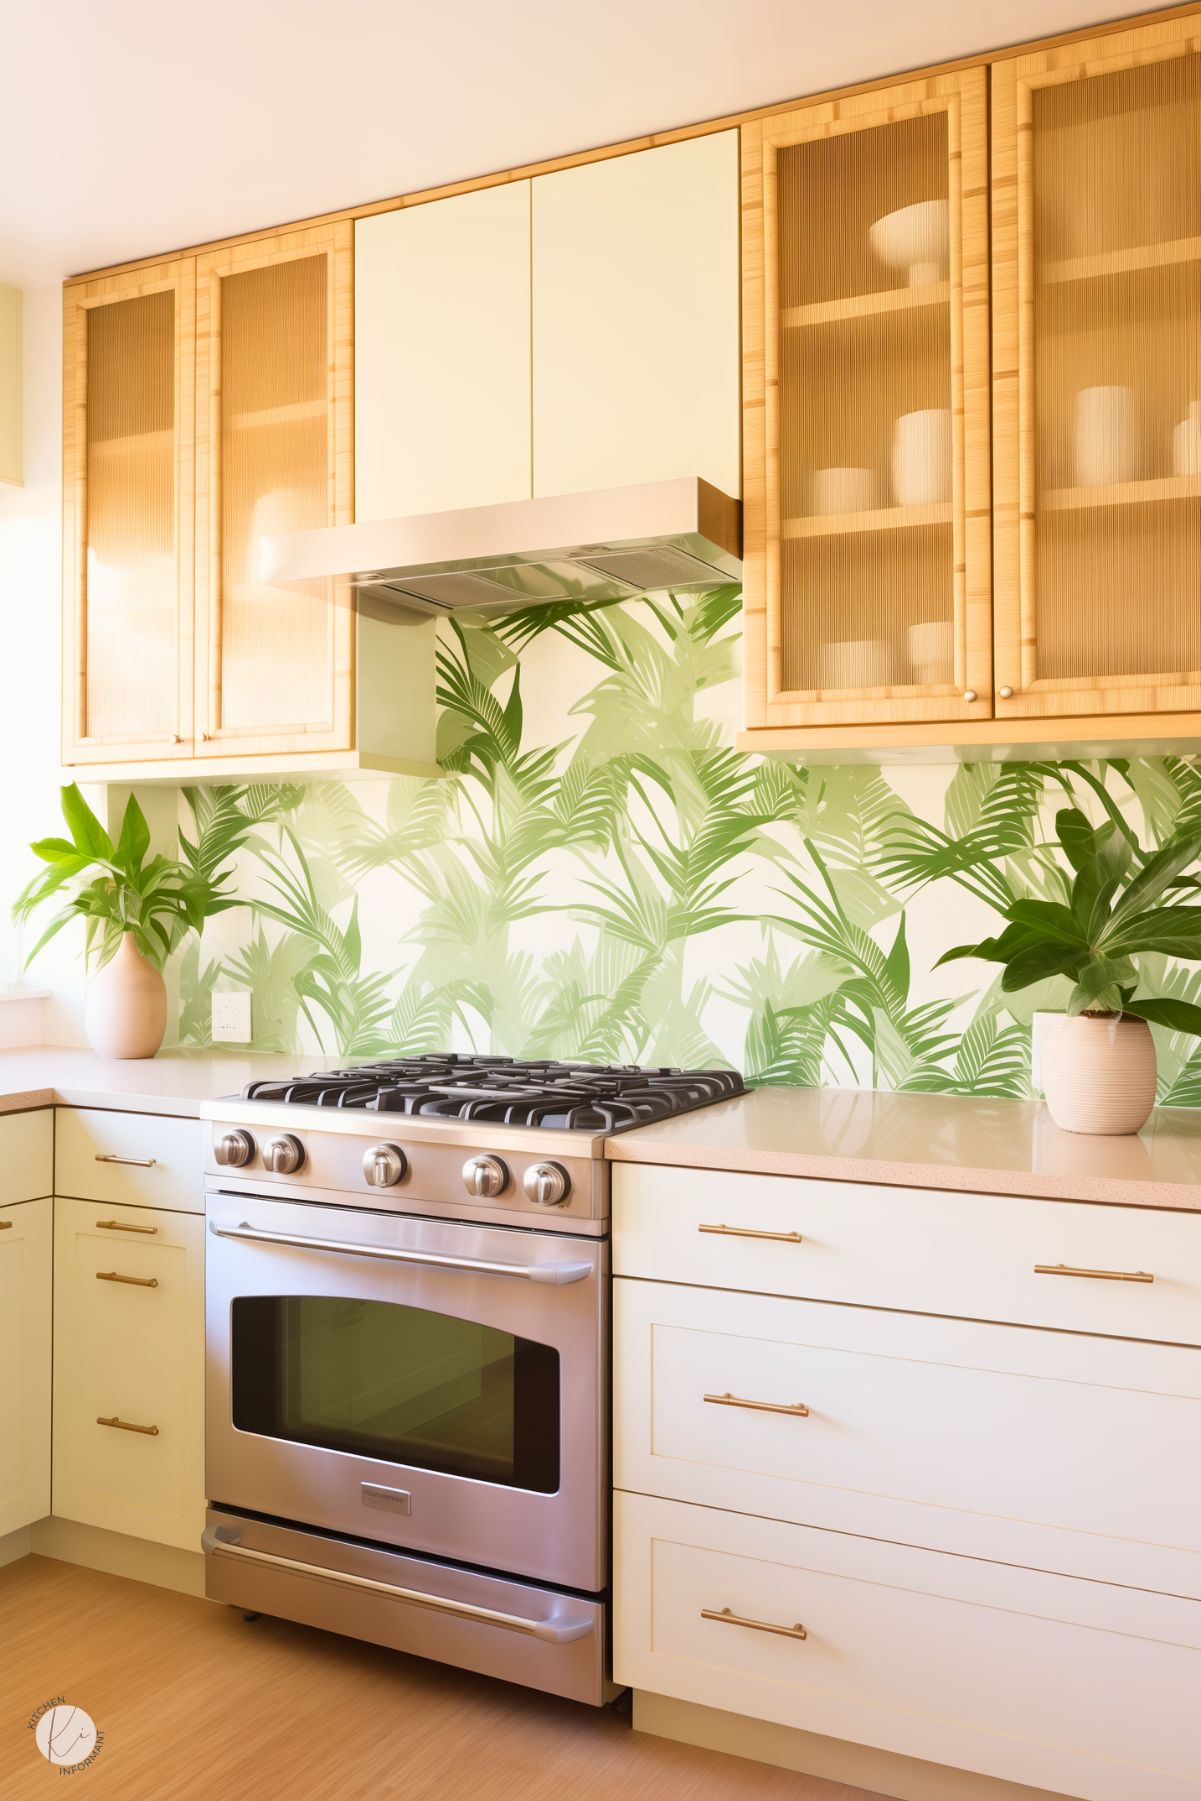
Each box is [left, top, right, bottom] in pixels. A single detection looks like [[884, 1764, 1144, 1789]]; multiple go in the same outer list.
[[12, 785, 240, 1059], [937, 807, 1201, 1134]]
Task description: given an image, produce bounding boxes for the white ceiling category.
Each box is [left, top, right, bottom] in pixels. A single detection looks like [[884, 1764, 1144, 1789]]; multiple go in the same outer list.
[[1, 0, 1157, 288]]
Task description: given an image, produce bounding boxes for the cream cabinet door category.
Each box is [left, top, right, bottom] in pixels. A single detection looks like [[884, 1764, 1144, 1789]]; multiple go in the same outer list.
[[0, 1195, 51, 1537], [355, 185, 532, 520], [532, 133, 741, 500], [53, 1198, 204, 1551]]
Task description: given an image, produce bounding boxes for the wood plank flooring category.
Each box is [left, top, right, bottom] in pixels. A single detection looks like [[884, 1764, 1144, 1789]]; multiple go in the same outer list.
[[0, 1555, 886, 1801]]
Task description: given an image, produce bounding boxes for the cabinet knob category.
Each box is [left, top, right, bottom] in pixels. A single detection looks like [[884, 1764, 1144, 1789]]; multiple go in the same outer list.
[[998, 685, 1014, 700], [963, 689, 978, 704]]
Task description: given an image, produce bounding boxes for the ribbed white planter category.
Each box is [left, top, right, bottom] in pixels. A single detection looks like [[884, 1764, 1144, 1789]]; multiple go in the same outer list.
[[1042, 1013, 1157, 1136], [85, 932, 167, 1060]]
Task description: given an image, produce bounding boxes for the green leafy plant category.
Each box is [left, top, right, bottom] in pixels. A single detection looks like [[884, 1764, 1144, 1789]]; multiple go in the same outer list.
[[13, 784, 240, 969], [936, 807, 1201, 1033]]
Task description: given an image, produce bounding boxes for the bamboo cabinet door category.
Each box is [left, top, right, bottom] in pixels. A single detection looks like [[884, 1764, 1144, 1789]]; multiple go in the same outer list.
[[194, 223, 354, 757], [62, 260, 195, 764], [742, 68, 992, 732], [993, 19, 1201, 721]]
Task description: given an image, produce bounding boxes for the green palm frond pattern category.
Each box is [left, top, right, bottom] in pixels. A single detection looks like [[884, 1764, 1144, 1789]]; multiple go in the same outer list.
[[172, 593, 1201, 1103]]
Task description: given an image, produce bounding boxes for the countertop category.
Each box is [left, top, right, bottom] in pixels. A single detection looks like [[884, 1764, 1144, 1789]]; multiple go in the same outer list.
[[610, 1085, 1201, 1211], [0, 1048, 336, 1119]]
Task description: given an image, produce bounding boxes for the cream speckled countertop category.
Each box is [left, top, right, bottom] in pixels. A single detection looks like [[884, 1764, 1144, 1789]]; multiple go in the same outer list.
[[609, 1086, 1201, 1211], [0, 1048, 340, 1118]]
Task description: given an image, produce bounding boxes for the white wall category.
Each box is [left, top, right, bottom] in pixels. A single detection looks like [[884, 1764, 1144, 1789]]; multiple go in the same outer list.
[[0, 283, 85, 1044]]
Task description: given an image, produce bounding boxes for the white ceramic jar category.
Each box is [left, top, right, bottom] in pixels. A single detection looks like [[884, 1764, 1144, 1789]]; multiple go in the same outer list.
[[1172, 401, 1201, 477], [892, 409, 952, 507], [1072, 386, 1137, 487]]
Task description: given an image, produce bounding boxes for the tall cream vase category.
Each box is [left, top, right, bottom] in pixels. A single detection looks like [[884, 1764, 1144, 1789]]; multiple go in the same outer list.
[[84, 932, 167, 1060], [1041, 1013, 1157, 1136]]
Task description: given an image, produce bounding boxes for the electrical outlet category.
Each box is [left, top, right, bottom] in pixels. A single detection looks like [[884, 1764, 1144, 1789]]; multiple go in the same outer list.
[[212, 990, 252, 1044]]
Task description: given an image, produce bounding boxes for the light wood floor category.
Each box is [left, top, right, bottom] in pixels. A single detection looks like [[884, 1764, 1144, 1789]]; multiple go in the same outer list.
[[0, 1556, 886, 1801]]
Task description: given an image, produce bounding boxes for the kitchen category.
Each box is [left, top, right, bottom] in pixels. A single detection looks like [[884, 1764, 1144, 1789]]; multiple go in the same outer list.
[[2, 2, 1201, 1797]]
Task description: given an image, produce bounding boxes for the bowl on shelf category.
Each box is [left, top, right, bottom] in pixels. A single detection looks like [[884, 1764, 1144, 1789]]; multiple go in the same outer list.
[[869, 199, 950, 286], [810, 466, 878, 516], [819, 638, 896, 691]]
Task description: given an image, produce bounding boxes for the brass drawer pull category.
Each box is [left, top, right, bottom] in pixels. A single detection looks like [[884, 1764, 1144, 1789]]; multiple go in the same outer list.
[[699, 1223, 803, 1244], [97, 1415, 159, 1436], [0, 1220, 11, 1231], [95, 1152, 157, 1167], [1034, 1263, 1153, 1284], [96, 1271, 159, 1288], [96, 1218, 158, 1235], [702, 1606, 807, 1641], [704, 1391, 810, 1418]]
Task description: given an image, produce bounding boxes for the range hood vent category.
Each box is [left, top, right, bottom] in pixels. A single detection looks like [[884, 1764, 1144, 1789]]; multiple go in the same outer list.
[[259, 477, 741, 615]]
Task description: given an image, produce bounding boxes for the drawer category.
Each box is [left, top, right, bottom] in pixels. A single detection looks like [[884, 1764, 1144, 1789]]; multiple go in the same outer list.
[[615, 1492, 1201, 1801], [613, 1163, 1201, 1345], [615, 1279, 1201, 1597], [53, 1197, 204, 1550], [55, 1107, 203, 1214], [0, 1109, 53, 1203]]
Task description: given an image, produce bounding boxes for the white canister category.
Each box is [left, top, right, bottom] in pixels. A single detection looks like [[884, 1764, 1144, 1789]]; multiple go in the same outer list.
[[892, 409, 952, 508], [810, 466, 877, 516], [907, 620, 954, 686], [1072, 386, 1137, 487], [1172, 401, 1201, 477]]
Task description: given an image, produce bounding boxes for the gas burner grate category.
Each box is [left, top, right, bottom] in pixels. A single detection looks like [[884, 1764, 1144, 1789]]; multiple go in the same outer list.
[[240, 1055, 746, 1131]]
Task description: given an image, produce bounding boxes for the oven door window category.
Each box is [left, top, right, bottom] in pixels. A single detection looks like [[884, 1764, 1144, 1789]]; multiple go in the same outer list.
[[231, 1296, 560, 1493]]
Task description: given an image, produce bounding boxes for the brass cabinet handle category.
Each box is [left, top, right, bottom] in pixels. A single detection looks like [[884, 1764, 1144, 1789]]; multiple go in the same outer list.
[[96, 1218, 158, 1235], [97, 1415, 159, 1436], [96, 1270, 159, 1288], [704, 1391, 810, 1418], [1034, 1263, 1153, 1284], [95, 1152, 157, 1167], [701, 1606, 807, 1641], [0, 1220, 11, 1231], [699, 1223, 803, 1244]]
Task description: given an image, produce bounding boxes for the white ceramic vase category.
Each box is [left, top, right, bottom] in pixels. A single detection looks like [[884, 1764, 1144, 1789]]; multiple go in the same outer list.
[[1172, 401, 1201, 477], [85, 932, 167, 1061], [1041, 1013, 1157, 1136]]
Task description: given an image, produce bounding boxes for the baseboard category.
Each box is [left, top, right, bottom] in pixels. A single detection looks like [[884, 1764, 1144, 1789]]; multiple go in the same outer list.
[[632, 1692, 1077, 1801], [0, 1526, 32, 1569], [29, 1518, 206, 1598]]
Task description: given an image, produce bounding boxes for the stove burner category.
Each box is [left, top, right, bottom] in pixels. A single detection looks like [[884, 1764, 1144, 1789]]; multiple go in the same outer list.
[[240, 1054, 746, 1131]]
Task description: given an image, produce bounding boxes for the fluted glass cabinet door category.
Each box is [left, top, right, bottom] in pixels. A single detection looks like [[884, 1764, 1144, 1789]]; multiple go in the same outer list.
[[993, 18, 1201, 721], [62, 261, 195, 763], [741, 67, 991, 732], [194, 224, 353, 756]]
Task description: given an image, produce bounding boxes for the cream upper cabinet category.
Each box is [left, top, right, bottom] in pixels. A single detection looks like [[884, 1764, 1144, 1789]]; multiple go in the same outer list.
[[355, 185, 532, 520], [62, 259, 196, 765], [531, 133, 741, 500]]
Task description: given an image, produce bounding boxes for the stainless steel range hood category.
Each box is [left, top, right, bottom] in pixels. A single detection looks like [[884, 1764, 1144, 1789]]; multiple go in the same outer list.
[[259, 477, 741, 614]]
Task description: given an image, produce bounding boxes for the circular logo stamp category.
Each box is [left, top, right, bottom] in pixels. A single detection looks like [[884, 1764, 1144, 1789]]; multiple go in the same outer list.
[[31, 1700, 104, 1770]]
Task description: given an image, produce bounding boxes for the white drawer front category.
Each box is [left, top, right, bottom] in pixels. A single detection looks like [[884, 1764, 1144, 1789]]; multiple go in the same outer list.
[[53, 1197, 204, 1550], [55, 1107, 202, 1214], [615, 1493, 1201, 1801], [613, 1163, 1201, 1345], [0, 1110, 53, 1203], [615, 1280, 1201, 1597]]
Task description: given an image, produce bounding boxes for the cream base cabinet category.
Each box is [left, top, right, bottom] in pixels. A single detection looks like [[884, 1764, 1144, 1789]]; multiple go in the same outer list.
[[53, 1198, 204, 1551], [0, 1192, 52, 1537]]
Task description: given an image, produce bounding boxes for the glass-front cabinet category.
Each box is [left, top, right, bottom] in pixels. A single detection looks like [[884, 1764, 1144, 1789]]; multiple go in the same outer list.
[[992, 15, 1201, 721], [740, 67, 992, 733]]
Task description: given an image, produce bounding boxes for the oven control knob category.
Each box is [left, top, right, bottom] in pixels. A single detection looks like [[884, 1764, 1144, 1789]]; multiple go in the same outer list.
[[264, 1134, 305, 1175], [215, 1129, 255, 1169], [364, 1143, 407, 1188], [462, 1154, 509, 1198], [523, 1161, 571, 1208]]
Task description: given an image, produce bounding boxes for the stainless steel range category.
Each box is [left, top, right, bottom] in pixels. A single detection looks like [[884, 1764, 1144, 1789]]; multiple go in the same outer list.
[[201, 1055, 744, 1704]]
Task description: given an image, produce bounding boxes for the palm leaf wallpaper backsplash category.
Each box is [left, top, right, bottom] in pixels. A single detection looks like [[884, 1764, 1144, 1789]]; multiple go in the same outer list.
[[173, 591, 1201, 1102]]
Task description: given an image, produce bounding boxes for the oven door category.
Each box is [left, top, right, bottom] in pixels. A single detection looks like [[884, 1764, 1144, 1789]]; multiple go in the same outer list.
[[205, 1191, 607, 1592]]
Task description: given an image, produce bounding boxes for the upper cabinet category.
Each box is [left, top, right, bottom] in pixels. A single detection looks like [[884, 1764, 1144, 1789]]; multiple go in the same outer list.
[[355, 184, 532, 520], [740, 70, 992, 734], [531, 133, 741, 500], [62, 260, 196, 765], [992, 15, 1201, 724]]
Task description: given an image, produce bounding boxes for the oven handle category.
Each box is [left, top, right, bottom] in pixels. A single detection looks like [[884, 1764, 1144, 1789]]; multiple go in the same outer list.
[[208, 1218, 595, 1286], [201, 1528, 596, 1644]]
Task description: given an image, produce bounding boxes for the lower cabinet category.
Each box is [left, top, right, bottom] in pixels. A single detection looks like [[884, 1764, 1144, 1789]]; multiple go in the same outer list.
[[615, 1491, 1201, 1801], [0, 1195, 52, 1537], [53, 1197, 204, 1551]]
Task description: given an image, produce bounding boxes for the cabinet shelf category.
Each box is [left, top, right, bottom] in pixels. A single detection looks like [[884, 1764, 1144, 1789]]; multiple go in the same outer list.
[[783, 502, 952, 540], [1042, 236, 1201, 287], [1042, 474, 1201, 514], [227, 397, 325, 432], [783, 282, 950, 329]]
